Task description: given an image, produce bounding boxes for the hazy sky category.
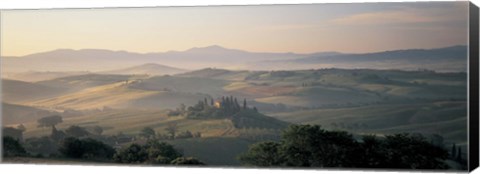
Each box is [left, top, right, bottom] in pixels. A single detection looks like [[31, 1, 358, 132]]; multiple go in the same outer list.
[[1, 2, 469, 56]]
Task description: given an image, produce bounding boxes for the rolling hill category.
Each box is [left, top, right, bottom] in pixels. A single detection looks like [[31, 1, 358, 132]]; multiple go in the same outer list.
[[12, 68, 466, 112], [3, 66, 469, 166], [2, 102, 59, 125], [255, 86, 381, 107], [177, 68, 251, 81], [35, 74, 144, 92], [6, 73, 229, 111], [2, 49, 146, 73], [271, 101, 467, 144], [101, 63, 187, 75], [178, 68, 466, 108], [26, 80, 209, 111], [16, 106, 287, 165], [128, 75, 229, 97], [2, 79, 68, 103], [3, 71, 90, 82]]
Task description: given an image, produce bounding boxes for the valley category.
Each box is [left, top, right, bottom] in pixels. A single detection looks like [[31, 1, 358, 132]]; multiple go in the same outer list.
[[1, 45, 469, 167], [2, 65, 468, 165]]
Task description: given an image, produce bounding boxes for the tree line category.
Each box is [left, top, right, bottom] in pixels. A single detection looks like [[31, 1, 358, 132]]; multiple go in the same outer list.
[[140, 125, 201, 140], [168, 96, 258, 119], [239, 124, 452, 169], [3, 114, 462, 169], [2, 115, 205, 165]]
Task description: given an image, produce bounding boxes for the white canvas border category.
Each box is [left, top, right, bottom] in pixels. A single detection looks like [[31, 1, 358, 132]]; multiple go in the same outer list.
[[0, 0, 478, 174]]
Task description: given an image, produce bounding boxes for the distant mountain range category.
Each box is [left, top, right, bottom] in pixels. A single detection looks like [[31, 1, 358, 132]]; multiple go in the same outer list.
[[253, 45, 467, 72], [2, 45, 468, 74], [293, 45, 467, 63], [2, 45, 311, 72]]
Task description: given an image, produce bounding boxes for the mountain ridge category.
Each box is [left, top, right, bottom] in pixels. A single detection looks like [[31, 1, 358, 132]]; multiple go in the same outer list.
[[294, 45, 467, 63], [2, 45, 467, 73], [5, 44, 465, 58]]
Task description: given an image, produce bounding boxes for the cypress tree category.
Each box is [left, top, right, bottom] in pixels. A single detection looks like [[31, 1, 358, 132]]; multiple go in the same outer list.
[[243, 99, 247, 109], [226, 97, 231, 109], [451, 143, 457, 158], [198, 100, 204, 110], [234, 98, 240, 112], [457, 147, 462, 161], [211, 98, 214, 106]]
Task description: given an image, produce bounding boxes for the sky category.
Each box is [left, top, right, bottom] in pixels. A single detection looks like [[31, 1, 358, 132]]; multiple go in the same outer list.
[[0, 2, 469, 56]]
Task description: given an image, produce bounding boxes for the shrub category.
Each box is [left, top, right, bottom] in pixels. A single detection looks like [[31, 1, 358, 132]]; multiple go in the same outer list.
[[114, 140, 183, 164], [171, 157, 205, 165], [239, 124, 450, 169], [59, 137, 115, 160], [113, 143, 148, 163], [2, 136, 27, 157]]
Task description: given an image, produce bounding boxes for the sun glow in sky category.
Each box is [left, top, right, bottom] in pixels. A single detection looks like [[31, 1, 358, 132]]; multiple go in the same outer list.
[[1, 2, 468, 56]]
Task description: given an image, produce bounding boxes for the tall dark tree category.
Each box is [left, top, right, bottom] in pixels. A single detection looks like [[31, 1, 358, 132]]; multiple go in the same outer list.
[[451, 143, 457, 158], [243, 99, 247, 109], [16, 124, 26, 132], [197, 101, 205, 111], [225, 97, 231, 110], [51, 126, 66, 142], [37, 115, 63, 129], [456, 147, 462, 161], [234, 98, 240, 111], [210, 98, 214, 106]]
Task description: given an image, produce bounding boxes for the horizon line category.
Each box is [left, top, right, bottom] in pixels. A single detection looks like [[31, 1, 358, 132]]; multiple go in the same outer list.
[[3, 44, 467, 58]]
